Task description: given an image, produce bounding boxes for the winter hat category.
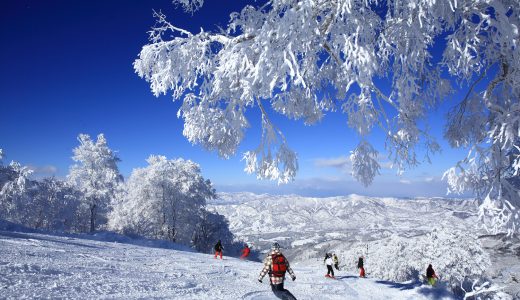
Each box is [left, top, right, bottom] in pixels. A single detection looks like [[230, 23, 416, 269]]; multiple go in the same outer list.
[[271, 242, 281, 250]]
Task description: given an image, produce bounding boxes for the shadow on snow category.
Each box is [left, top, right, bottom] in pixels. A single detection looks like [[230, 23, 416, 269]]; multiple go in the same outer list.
[[374, 280, 420, 291]]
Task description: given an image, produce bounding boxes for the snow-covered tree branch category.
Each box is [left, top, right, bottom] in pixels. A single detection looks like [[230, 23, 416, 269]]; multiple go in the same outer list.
[[135, 0, 520, 234]]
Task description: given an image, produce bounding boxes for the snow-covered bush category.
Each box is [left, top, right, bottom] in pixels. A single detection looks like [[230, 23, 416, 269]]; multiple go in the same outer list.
[[338, 229, 490, 296], [68, 134, 122, 232], [109, 155, 216, 246], [1, 149, 86, 231]]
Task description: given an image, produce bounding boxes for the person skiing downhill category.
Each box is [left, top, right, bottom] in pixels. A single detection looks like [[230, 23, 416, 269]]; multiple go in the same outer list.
[[426, 264, 438, 286], [258, 242, 297, 300], [358, 256, 365, 278], [324, 253, 335, 278], [240, 244, 250, 260], [214, 240, 223, 259], [332, 253, 340, 271]]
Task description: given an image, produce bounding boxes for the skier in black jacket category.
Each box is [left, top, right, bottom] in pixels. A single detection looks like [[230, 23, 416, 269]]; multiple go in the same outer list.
[[358, 256, 365, 278], [426, 264, 438, 285]]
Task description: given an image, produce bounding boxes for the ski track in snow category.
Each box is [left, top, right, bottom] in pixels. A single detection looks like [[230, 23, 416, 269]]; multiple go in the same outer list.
[[0, 230, 455, 299]]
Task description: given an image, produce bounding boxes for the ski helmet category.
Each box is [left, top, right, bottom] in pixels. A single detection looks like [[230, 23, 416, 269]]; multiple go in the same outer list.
[[271, 242, 281, 250]]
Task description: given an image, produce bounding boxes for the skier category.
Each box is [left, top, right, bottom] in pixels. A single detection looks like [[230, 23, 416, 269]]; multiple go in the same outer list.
[[214, 240, 223, 259], [240, 244, 251, 260], [258, 242, 297, 300], [324, 253, 335, 278], [426, 264, 438, 286], [357, 256, 365, 278], [332, 253, 340, 271]]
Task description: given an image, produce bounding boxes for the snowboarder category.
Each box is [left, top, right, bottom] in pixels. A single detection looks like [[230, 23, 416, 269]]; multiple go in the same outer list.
[[258, 242, 297, 300], [324, 253, 335, 278], [426, 264, 438, 286], [332, 253, 340, 271], [240, 244, 250, 260], [214, 240, 223, 259], [358, 256, 365, 278]]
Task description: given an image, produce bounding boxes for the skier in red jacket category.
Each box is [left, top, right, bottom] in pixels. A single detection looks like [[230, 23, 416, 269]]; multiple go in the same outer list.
[[240, 244, 251, 260]]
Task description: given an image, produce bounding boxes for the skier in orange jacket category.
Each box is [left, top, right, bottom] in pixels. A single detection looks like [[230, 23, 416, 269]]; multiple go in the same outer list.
[[240, 244, 251, 259], [214, 240, 223, 259]]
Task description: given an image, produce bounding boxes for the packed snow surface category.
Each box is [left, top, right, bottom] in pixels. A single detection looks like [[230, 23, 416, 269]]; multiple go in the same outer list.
[[0, 230, 455, 299]]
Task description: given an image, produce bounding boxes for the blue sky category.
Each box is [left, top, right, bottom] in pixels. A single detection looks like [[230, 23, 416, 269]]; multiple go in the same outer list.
[[0, 0, 475, 198]]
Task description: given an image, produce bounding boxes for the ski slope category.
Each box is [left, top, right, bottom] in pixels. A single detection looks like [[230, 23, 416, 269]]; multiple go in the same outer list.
[[0, 229, 455, 299]]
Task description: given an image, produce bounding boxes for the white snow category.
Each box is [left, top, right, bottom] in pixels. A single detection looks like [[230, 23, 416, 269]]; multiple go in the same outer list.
[[208, 193, 481, 253], [208, 193, 519, 298], [1, 192, 518, 299], [0, 229, 456, 299]]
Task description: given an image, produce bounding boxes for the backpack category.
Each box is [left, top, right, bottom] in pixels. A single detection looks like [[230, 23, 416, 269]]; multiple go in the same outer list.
[[271, 253, 288, 277]]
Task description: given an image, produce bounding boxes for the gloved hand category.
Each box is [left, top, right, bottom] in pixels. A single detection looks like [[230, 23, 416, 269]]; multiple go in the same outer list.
[[258, 279, 262, 283], [291, 276, 296, 281]]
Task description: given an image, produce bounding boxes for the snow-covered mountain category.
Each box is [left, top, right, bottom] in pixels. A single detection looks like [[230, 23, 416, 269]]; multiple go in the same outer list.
[[209, 193, 479, 259], [0, 228, 456, 299]]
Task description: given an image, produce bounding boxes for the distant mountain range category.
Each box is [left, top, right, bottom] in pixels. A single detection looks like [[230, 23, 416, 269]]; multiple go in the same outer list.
[[209, 193, 480, 259]]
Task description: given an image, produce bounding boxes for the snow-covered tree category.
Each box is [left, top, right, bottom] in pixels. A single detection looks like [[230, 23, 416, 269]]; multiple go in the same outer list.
[[192, 210, 237, 253], [135, 0, 520, 234], [0, 148, 34, 224], [28, 178, 82, 231], [109, 155, 216, 245], [68, 134, 122, 232]]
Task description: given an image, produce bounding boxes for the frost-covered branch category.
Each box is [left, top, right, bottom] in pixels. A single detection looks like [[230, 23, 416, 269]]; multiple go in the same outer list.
[[172, 0, 204, 14], [462, 279, 503, 300], [136, 0, 520, 234]]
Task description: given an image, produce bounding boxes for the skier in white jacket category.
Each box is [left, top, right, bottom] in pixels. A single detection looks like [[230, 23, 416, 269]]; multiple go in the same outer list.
[[324, 253, 335, 278]]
